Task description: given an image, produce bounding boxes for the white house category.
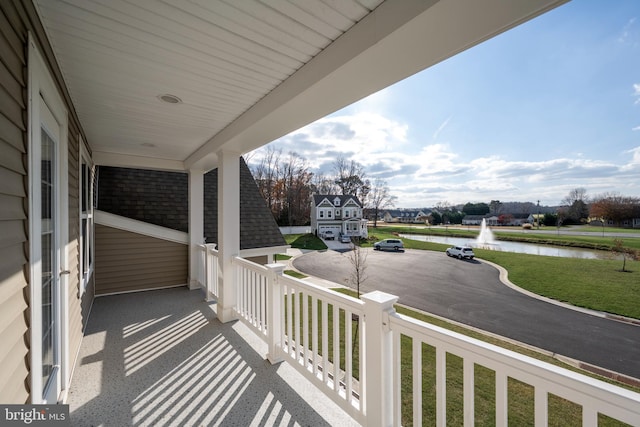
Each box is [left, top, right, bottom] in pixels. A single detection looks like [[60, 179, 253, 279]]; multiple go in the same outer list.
[[311, 195, 368, 239], [383, 209, 431, 223]]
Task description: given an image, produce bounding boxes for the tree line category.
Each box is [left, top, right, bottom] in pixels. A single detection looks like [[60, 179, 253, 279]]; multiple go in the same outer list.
[[249, 147, 396, 226], [562, 188, 640, 226], [418, 189, 640, 227]]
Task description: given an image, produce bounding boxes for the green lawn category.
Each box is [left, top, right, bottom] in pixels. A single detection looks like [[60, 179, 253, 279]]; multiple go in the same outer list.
[[284, 233, 327, 250], [376, 225, 640, 252], [284, 269, 307, 279], [367, 227, 640, 319]]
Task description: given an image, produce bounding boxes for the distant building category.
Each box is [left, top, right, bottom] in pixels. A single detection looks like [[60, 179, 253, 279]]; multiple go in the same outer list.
[[383, 209, 431, 223], [310, 195, 368, 238]]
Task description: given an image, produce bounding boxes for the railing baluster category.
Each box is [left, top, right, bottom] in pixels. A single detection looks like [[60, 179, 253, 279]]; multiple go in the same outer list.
[[436, 347, 446, 427], [287, 285, 294, 358], [345, 309, 353, 403], [534, 387, 548, 427], [582, 406, 598, 427], [393, 330, 402, 426], [279, 280, 285, 358], [258, 276, 267, 332], [413, 337, 422, 427], [312, 295, 319, 377], [495, 371, 508, 427], [236, 264, 243, 316], [464, 358, 474, 427], [333, 303, 340, 393], [322, 300, 328, 385], [303, 290, 309, 369], [294, 288, 301, 363]]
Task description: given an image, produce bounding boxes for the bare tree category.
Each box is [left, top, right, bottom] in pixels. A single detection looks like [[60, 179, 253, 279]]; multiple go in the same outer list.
[[367, 178, 396, 227], [562, 187, 589, 223], [347, 243, 368, 298], [612, 238, 638, 273], [279, 151, 311, 226], [311, 172, 339, 195], [333, 156, 370, 203], [252, 146, 282, 216], [562, 187, 588, 206]]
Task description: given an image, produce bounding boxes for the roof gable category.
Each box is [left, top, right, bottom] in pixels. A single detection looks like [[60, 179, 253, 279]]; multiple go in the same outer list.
[[313, 194, 361, 207]]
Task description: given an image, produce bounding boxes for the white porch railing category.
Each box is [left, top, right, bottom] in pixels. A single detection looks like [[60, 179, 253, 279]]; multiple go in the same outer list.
[[198, 250, 640, 427], [232, 256, 366, 423], [198, 244, 219, 300]]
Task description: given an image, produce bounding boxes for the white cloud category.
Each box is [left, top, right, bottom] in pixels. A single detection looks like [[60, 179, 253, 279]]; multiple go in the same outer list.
[[250, 110, 640, 208], [618, 17, 637, 43], [634, 83, 640, 104], [432, 116, 452, 140], [625, 146, 640, 165]]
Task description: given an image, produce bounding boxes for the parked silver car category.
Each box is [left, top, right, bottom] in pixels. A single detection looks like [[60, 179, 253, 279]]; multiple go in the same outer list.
[[340, 234, 351, 243], [373, 238, 404, 251]]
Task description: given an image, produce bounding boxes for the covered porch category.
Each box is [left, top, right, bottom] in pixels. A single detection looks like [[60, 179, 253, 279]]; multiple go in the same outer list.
[[26, 0, 640, 424], [68, 286, 358, 426]]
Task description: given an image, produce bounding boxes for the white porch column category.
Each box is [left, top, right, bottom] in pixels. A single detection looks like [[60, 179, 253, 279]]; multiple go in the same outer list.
[[188, 169, 204, 290], [265, 263, 285, 364], [217, 150, 241, 323], [362, 291, 398, 427]]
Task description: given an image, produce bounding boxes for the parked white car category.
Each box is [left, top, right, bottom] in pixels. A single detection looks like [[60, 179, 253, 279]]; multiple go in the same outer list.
[[373, 238, 404, 251], [321, 230, 335, 240], [446, 246, 475, 260]]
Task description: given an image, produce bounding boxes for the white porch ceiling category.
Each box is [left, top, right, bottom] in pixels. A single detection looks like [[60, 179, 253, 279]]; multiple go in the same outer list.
[[34, 0, 567, 172]]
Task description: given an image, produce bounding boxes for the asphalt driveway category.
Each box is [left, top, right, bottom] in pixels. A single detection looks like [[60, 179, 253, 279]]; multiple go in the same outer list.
[[292, 248, 640, 380]]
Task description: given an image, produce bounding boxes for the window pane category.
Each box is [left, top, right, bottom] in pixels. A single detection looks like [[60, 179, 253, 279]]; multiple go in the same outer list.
[[41, 128, 55, 392]]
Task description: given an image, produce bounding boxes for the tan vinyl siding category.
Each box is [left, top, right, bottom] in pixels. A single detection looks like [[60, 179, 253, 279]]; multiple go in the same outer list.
[[1, 0, 93, 403], [0, 2, 29, 404], [95, 224, 188, 295], [67, 117, 89, 371]]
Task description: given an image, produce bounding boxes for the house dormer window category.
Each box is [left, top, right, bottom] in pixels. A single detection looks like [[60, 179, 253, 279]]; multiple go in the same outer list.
[[334, 197, 341, 206], [328, 210, 332, 218]]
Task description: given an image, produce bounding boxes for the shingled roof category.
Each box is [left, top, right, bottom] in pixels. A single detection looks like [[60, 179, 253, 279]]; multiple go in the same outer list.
[[97, 158, 285, 250], [312, 194, 362, 207]]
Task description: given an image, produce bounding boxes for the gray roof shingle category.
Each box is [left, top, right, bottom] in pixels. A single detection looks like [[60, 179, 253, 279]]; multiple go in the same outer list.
[[312, 194, 362, 207]]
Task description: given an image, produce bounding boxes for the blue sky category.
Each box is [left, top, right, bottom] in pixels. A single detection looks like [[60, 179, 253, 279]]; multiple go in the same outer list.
[[249, 1, 640, 208]]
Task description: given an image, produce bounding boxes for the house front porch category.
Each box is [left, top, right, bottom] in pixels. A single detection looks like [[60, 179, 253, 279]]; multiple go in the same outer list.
[[68, 286, 359, 427]]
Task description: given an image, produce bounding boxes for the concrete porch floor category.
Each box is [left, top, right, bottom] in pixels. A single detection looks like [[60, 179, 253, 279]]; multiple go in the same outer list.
[[68, 287, 360, 426]]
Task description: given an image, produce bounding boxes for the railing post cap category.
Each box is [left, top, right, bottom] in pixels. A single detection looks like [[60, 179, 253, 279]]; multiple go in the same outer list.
[[361, 290, 398, 305], [265, 263, 286, 274]]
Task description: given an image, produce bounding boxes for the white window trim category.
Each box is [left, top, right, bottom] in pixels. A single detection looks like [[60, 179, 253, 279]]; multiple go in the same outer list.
[[79, 140, 94, 296], [28, 33, 70, 404]]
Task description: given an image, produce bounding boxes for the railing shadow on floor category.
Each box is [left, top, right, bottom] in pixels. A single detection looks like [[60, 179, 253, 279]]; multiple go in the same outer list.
[[67, 286, 360, 427]]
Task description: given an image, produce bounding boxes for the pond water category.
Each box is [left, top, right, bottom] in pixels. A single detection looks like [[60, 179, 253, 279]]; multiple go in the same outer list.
[[399, 234, 614, 260]]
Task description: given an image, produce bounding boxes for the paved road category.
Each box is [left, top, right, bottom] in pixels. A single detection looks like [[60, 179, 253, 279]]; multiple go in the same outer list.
[[293, 248, 640, 380]]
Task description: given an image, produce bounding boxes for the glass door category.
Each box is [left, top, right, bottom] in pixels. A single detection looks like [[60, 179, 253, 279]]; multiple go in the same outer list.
[[40, 100, 60, 403]]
